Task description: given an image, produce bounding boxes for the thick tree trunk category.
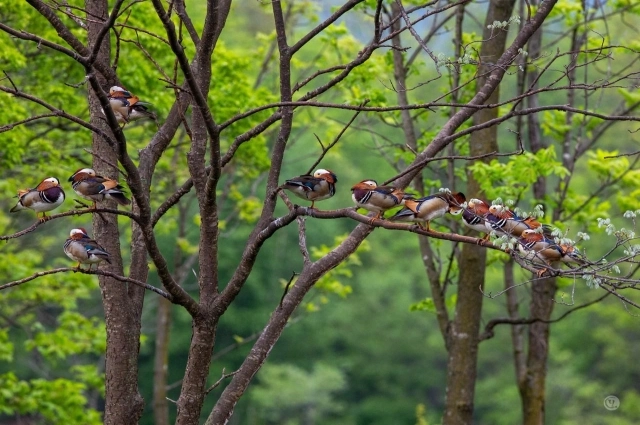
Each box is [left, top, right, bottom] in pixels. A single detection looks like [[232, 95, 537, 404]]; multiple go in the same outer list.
[[442, 241, 486, 425], [85, 1, 145, 423], [522, 278, 556, 425], [442, 0, 516, 424]]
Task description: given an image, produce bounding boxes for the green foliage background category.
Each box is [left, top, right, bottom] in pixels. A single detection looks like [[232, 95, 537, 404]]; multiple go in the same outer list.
[[1, 0, 640, 424]]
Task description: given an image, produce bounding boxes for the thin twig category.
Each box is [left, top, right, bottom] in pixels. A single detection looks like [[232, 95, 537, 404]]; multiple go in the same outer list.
[[305, 100, 368, 174], [395, 0, 443, 73], [0, 113, 59, 133], [479, 292, 610, 340], [205, 369, 240, 395], [279, 272, 299, 309]]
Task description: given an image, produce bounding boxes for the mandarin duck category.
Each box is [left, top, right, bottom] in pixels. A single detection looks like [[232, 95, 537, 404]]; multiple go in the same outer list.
[[63, 228, 111, 270], [68, 168, 131, 208], [107, 86, 155, 125], [485, 205, 536, 238], [390, 192, 465, 231], [351, 180, 407, 221], [486, 204, 555, 239], [10, 177, 65, 222], [462, 198, 491, 234], [281, 169, 337, 209], [518, 229, 587, 276]]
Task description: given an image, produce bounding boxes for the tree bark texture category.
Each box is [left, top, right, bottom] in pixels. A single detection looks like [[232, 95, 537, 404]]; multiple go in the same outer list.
[[442, 0, 516, 424], [153, 297, 172, 425], [522, 278, 557, 425], [85, 1, 145, 423], [505, 260, 527, 393]]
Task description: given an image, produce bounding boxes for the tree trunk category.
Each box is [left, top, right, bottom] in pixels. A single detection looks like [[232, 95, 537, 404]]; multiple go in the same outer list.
[[442, 241, 486, 425], [442, 0, 516, 424], [522, 278, 557, 425], [85, 1, 145, 423], [519, 6, 556, 421], [505, 260, 527, 395], [153, 297, 171, 425]]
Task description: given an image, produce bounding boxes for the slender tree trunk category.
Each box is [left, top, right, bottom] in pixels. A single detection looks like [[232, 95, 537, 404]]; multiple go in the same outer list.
[[505, 260, 527, 393], [153, 297, 171, 425], [85, 1, 145, 423], [153, 150, 190, 425], [442, 1, 516, 424], [389, 2, 452, 348]]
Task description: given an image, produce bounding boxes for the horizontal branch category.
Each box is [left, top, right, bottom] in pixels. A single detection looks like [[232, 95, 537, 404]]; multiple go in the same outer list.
[[0, 22, 84, 64], [2, 207, 140, 241], [479, 292, 610, 340], [0, 112, 59, 133], [298, 206, 503, 248], [218, 98, 640, 131], [0, 84, 116, 146], [0, 267, 172, 300]]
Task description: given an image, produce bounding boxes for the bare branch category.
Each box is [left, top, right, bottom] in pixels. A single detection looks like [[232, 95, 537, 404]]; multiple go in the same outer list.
[[2, 208, 140, 241], [0, 267, 172, 300], [205, 369, 239, 395], [305, 101, 367, 174], [0, 112, 59, 133], [0, 83, 117, 146], [24, 0, 116, 80], [394, 0, 446, 73]]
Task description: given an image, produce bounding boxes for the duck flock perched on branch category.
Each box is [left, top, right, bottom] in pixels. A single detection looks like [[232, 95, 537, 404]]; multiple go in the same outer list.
[[6, 86, 587, 278], [282, 169, 589, 277]]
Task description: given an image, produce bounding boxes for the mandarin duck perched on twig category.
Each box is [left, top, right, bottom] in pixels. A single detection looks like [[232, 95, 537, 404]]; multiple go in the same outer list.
[[351, 180, 408, 221], [10, 177, 65, 222], [390, 192, 465, 231], [68, 168, 131, 209], [462, 198, 491, 235], [517, 229, 588, 277], [484, 204, 542, 238], [63, 228, 111, 270], [486, 204, 555, 239], [280, 169, 337, 209], [107, 86, 156, 125]]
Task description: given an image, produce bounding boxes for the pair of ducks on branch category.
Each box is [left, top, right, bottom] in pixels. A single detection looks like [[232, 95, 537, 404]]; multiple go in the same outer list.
[[281, 169, 588, 276], [10, 170, 130, 221]]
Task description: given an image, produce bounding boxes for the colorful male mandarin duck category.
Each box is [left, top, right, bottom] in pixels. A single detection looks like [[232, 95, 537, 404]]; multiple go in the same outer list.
[[10, 177, 65, 222], [484, 205, 538, 238], [68, 168, 131, 208], [281, 169, 338, 209], [107, 86, 155, 124], [390, 192, 465, 231], [63, 228, 111, 270], [518, 229, 587, 276], [351, 180, 407, 220], [462, 198, 491, 234]]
